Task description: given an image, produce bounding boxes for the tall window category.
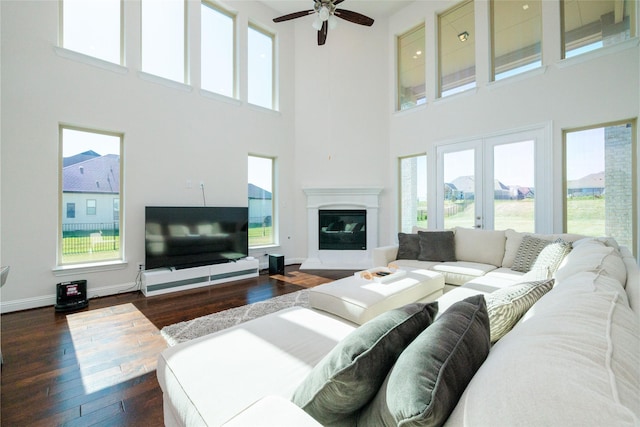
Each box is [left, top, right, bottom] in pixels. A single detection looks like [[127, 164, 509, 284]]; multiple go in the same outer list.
[[397, 24, 426, 110], [60, 127, 123, 265], [492, 0, 542, 81], [399, 154, 427, 233], [438, 1, 475, 97], [61, 0, 122, 64], [562, 0, 637, 58], [248, 155, 275, 247], [141, 0, 186, 83], [247, 25, 274, 110], [565, 121, 636, 250], [201, 1, 235, 97]]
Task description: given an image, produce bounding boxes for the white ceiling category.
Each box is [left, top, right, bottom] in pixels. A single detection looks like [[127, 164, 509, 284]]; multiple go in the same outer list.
[[260, 0, 413, 18]]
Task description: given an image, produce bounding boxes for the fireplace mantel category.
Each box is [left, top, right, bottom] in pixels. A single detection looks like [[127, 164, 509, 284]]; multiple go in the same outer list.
[[301, 187, 382, 270]]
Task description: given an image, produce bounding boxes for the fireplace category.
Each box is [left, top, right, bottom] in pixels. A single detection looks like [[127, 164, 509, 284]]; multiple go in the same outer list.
[[319, 209, 367, 250], [301, 187, 382, 270]]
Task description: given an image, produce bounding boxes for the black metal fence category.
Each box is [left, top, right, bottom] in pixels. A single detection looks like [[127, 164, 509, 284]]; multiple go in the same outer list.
[[62, 222, 120, 255]]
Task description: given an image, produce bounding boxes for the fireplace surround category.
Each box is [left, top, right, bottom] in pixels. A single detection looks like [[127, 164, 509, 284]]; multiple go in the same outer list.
[[301, 187, 382, 270]]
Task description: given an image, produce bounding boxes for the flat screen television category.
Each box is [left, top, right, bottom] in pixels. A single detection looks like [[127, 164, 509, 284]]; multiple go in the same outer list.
[[145, 206, 249, 270]]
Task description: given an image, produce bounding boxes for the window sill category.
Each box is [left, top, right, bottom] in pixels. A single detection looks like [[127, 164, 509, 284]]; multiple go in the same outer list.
[[393, 102, 427, 117], [54, 47, 128, 75], [487, 65, 548, 91], [247, 102, 280, 115], [200, 89, 242, 106], [558, 37, 639, 69], [53, 260, 129, 277], [138, 71, 193, 92]]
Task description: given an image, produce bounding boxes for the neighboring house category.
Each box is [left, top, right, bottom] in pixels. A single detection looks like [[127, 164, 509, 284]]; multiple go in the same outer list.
[[567, 171, 605, 197], [248, 183, 272, 226], [63, 154, 120, 228]]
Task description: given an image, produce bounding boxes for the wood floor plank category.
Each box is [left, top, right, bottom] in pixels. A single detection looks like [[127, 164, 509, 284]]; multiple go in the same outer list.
[[1, 266, 354, 425]]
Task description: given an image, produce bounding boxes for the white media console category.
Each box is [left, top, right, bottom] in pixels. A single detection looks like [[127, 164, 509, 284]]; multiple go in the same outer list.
[[141, 258, 259, 297]]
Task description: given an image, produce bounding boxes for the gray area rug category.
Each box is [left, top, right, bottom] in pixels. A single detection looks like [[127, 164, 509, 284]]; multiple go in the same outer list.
[[161, 290, 310, 346]]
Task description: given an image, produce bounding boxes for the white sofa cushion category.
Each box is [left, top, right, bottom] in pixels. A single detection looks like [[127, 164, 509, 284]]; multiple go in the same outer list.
[[431, 261, 498, 286], [555, 238, 627, 285], [454, 227, 506, 267], [222, 396, 322, 427], [445, 274, 640, 426], [157, 307, 357, 427]]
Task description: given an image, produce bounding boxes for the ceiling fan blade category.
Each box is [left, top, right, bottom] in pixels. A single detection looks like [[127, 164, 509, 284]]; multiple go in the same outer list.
[[334, 9, 375, 26], [333, 0, 346, 5], [273, 9, 314, 23], [318, 20, 328, 46]]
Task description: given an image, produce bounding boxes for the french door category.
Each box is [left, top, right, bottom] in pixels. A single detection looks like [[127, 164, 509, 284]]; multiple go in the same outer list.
[[435, 126, 550, 232]]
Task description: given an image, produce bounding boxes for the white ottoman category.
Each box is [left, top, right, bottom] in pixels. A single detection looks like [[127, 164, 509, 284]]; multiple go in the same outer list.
[[308, 268, 445, 325]]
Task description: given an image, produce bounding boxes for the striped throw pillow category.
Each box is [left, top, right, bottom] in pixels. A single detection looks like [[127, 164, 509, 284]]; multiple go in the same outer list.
[[486, 278, 554, 343]]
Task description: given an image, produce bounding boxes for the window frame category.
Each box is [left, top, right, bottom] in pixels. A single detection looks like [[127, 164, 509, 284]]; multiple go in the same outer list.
[[560, 0, 637, 60], [58, 125, 124, 267], [201, 0, 237, 99], [140, 0, 188, 84], [59, 0, 124, 65], [562, 119, 637, 254], [396, 23, 426, 111], [437, 0, 476, 98], [247, 23, 276, 110], [248, 154, 276, 248], [398, 153, 428, 233]]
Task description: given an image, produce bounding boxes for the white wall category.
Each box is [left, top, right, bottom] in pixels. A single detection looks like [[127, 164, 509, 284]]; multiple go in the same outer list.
[[383, 0, 640, 247], [0, 0, 299, 311], [291, 12, 393, 257]]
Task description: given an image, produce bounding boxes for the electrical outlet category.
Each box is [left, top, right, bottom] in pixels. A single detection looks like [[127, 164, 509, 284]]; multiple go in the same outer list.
[[137, 262, 144, 271]]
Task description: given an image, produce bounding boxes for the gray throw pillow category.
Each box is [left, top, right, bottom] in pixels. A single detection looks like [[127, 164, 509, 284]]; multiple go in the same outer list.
[[511, 235, 551, 272], [417, 230, 456, 262], [397, 233, 421, 260], [291, 302, 439, 425], [358, 295, 490, 427], [486, 278, 554, 343]]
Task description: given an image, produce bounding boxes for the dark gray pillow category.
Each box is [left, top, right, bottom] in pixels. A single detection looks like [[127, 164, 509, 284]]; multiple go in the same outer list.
[[291, 302, 439, 425], [417, 230, 456, 262], [397, 232, 421, 260], [358, 295, 490, 427]]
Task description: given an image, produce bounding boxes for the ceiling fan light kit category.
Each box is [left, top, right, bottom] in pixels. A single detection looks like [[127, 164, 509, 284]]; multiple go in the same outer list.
[[273, 0, 374, 46]]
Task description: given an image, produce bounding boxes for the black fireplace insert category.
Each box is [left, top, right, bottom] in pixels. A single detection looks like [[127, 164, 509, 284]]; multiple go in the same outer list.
[[318, 209, 366, 250]]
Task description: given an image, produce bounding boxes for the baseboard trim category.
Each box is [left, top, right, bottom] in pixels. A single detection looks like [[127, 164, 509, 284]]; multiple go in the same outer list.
[[0, 281, 139, 314]]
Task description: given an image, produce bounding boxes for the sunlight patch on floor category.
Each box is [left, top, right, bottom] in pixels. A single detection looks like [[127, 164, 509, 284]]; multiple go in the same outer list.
[[66, 303, 166, 394]]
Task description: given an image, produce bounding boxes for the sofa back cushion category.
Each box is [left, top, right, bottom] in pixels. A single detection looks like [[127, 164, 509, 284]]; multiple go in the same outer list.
[[454, 227, 505, 267], [445, 273, 640, 426], [417, 231, 456, 262]]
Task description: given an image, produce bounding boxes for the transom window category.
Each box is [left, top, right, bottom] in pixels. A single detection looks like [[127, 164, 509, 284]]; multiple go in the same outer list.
[[247, 24, 275, 110], [492, 0, 542, 81], [562, 0, 637, 58], [141, 0, 186, 83], [397, 24, 426, 110], [201, 1, 236, 98], [438, 1, 476, 97], [61, 0, 122, 64]]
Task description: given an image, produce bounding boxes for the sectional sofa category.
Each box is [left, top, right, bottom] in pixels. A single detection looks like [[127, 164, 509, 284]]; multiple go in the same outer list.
[[157, 227, 640, 426]]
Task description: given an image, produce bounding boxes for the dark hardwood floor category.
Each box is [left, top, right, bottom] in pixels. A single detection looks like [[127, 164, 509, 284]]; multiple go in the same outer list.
[[0, 265, 354, 426]]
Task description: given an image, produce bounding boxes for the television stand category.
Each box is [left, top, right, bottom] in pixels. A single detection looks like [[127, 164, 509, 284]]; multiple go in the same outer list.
[[141, 258, 259, 297]]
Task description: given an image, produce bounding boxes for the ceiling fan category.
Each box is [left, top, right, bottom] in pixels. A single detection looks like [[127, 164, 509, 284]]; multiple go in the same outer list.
[[273, 0, 374, 46]]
